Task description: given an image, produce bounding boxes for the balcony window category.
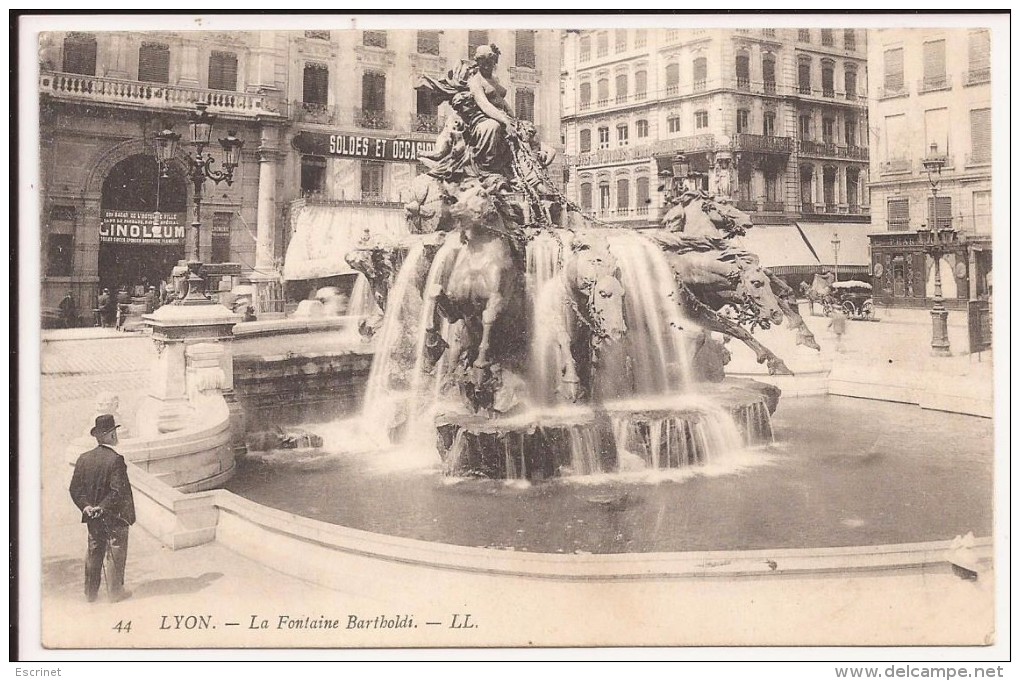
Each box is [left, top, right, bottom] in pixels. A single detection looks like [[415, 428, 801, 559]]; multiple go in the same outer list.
[[615, 29, 627, 53], [736, 109, 749, 134], [303, 62, 329, 106], [414, 89, 440, 133], [617, 179, 630, 214], [617, 124, 629, 146], [798, 114, 811, 141], [468, 30, 489, 59], [844, 117, 857, 146], [888, 198, 909, 230], [883, 48, 904, 93], [210, 212, 232, 264], [821, 29, 834, 47], [579, 82, 591, 109], [579, 36, 591, 62], [615, 74, 628, 102], [737, 168, 752, 203], [362, 71, 386, 112], [823, 168, 837, 209], [846, 168, 861, 212], [694, 110, 708, 130], [46, 233, 74, 277], [762, 56, 776, 94], [363, 31, 387, 49], [844, 68, 858, 99], [599, 183, 611, 212], [735, 53, 750, 90], [301, 156, 326, 196], [665, 63, 680, 95], [970, 108, 990, 164], [822, 118, 834, 145], [596, 78, 609, 105], [763, 111, 776, 137], [305, 31, 330, 40], [138, 42, 170, 84], [693, 57, 707, 91], [967, 29, 991, 83], [798, 59, 811, 95], [361, 161, 385, 199], [844, 29, 856, 51], [580, 183, 593, 211], [922, 39, 947, 91], [635, 70, 647, 99], [514, 88, 535, 122], [62, 32, 96, 76], [800, 167, 814, 210], [417, 30, 441, 55], [579, 129, 592, 153], [636, 176, 650, 213], [667, 116, 681, 134], [596, 32, 609, 57], [763, 28, 776, 38], [635, 29, 647, 48], [636, 119, 649, 138], [208, 51, 238, 92], [764, 172, 779, 203], [597, 126, 610, 150], [798, 29, 810, 43], [821, 61, 835, 98], [515, 30, 536, 68]]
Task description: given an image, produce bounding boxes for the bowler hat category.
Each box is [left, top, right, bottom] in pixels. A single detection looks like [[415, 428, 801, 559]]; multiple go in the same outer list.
[[89, 414, 121, 437]]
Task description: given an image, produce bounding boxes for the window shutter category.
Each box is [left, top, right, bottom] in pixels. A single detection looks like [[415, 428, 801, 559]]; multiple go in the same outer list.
[[968, 30, 990, 69], [363, 72, 386, 112], [970, 108, 991, 162], [514, 89, 534, 121], [665, 63, 680, 89], [617, 179, 629, 210], [580, 183, 593, 211], [635, 70, 647, 94], [923, 40, 946, 81], [303, 63, 328, 105], [62, 33, 97, 76], [693, 58, 707, 83], [138, 42, 170, 83], [636, 177, 649, 205], [927, 196, 952, 230], [579, 129, 591, 153], [515, 30, 535, 68], [208, 51, 238, 91], [884, 48, 903, 89], [468, 30, 488, 58], [615, 74, 627, 98]]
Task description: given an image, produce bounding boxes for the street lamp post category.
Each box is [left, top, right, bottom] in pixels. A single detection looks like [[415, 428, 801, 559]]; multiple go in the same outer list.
[[919, 141, 957, 357], [831, 231, 841, 283], [152, 102, 244, 305]]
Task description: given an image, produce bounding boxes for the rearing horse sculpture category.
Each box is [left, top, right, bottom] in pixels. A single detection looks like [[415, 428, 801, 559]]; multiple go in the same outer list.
[[421, 182, 529, 413]]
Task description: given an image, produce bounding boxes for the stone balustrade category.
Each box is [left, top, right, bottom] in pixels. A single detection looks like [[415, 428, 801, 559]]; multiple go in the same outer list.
[[40, 70, 285, 118]]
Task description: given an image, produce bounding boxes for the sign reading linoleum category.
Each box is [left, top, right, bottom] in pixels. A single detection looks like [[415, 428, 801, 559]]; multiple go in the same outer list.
[[100, 210, 186, 244]]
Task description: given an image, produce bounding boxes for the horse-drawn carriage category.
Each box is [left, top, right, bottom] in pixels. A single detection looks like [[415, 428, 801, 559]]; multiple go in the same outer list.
[[801, 273, 874, 320]]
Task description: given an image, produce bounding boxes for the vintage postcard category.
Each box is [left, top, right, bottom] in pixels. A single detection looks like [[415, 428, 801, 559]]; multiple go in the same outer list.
[[17, 11, 1008, 660]]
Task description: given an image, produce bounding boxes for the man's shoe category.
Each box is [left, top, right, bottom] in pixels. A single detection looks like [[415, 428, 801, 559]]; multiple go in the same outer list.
[[109, 590, 132, 603]]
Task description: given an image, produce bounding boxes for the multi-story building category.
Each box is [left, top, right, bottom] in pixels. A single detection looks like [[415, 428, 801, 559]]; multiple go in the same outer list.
[[867, 28, 992, 310], [38, 28, 561, 315], [559, 28, 871, 283]]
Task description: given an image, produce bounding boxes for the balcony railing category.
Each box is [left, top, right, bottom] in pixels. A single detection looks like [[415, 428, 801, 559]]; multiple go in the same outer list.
[[295, 102, 337, 124], [736, 78, 750, 91], [824, 203, 838, 214], [822, 88, 835, 98], [354, 107, 393, 130], [801, 202, 815, 214], [918, 74, 952, 93], [732, 133, 794, 154], [761, 201, 785, 213], [763, 81, 777, 95], [966, 67, 991, 85], [597, 46, 609, 57], [39, 70, 284, 117], [965, 152, 991, 167], [693, 80, 706, 92], [635, 205, 649, 216], [411, 112, 440, 134], [799, 140, 869, 161], [579, 101, 591, 111], [596, 98, 609, 107], [665, 85, 680, 96], [579, 51, 591, 62]]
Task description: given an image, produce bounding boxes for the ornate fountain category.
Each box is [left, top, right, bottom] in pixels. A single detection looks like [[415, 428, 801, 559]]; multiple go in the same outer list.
[[344, 44, 809, 481]]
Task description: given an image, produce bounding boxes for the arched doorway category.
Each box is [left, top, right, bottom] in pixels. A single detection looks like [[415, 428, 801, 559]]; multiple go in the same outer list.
[[98, 153, 187, 294]]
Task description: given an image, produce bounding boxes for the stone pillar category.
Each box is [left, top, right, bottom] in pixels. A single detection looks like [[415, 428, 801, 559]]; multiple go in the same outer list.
[[251, 125, 284, 316], [837, 166, 847, 208], [80, 196, 103, 308], [814, 164, 823, 208], [178, 43, 201, 87], [968, 247, 979, 300]]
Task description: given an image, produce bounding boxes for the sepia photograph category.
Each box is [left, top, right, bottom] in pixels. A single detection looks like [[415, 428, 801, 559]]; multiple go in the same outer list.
[[15, 11, 1009, 663]]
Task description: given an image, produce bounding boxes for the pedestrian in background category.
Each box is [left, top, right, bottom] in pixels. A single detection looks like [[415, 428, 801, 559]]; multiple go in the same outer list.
[[58, 290, 78, 328], [98, 288, 116, 328], [69, 414, 136, 603], [828, 308, 848, 353]]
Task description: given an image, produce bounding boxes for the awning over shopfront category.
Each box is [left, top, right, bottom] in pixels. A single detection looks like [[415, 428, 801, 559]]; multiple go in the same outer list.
[[283, 203, 409, 280], [794, 222, 872, 275], [734, 225, 819, 274]]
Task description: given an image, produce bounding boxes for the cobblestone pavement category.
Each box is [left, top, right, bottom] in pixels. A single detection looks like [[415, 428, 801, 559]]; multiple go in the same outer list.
[[40, 333, 154, 403]]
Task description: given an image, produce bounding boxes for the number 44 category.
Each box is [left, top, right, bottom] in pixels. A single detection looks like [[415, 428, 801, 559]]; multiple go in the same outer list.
[[113, 620, 132, 633]]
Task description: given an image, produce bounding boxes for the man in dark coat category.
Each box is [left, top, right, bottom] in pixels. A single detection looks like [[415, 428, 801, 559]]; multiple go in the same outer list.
[[69, 414, 136, 602], [98, 288, 114, 327]]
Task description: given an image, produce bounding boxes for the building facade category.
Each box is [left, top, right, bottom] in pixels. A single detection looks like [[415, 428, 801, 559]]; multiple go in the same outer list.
[[559, 28, 872, 281], [38, 28, 561, 315], [867, 28, 992, 310]]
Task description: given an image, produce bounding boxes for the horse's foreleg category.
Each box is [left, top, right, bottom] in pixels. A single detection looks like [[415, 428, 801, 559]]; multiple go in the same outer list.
[[555, 321, 581, 402], [680, 287, 793, 376], [766, 272, 821, 351], [475, 290, 505, 370]]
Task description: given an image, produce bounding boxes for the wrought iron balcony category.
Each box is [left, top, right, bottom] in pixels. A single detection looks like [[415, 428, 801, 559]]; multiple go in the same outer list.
[[354, 107, 393, 130], [918, 74, 952, 93], [39, 70, 285, 118], [736, 78, 751, 91], [411, 112, 440, 134], [731, 133, 794, 154], [295, 101, 337, 125], [966, 67, 991, 85], [878, 83, 908, 99]]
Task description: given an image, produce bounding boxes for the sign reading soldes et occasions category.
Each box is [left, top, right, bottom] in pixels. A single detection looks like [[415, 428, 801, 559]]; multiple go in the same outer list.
[[100, 210, 186, 245], [292, 131, 435, 163]]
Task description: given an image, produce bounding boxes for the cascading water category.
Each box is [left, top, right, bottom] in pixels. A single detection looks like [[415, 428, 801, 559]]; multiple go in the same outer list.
[[347, 273, 378, 318]]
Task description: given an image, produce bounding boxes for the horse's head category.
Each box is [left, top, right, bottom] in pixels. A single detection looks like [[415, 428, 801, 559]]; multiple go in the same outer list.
[[703, 197, 754, 238], [587, 275, 627, 344], [732, 256, 784, 328], [569, 236, 627, 344], [448, 180, 501, 235]]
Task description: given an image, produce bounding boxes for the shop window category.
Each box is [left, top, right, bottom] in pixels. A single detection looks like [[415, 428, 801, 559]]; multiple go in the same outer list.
[[138, 41, 170, 83], [417, 30, 440, 55], [363, 31, 387, 49], [208, 51, 238, 91], [210, 212, 232, 264], [301, 155, 326, 196], [302, 62, 329, 106], [361, 162, 385, 200], [47, 233, 74, 277], [62, 32, 97, 76], [515, 30, 536, 68], [514, 88, 535, 122]]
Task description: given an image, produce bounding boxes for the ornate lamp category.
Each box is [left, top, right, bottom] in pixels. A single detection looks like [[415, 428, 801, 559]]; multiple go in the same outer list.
[[153, 127, 181, 177], [217, 130, 244, 181], [918, 142, 956, 356], [188, 102, 215, 154]]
